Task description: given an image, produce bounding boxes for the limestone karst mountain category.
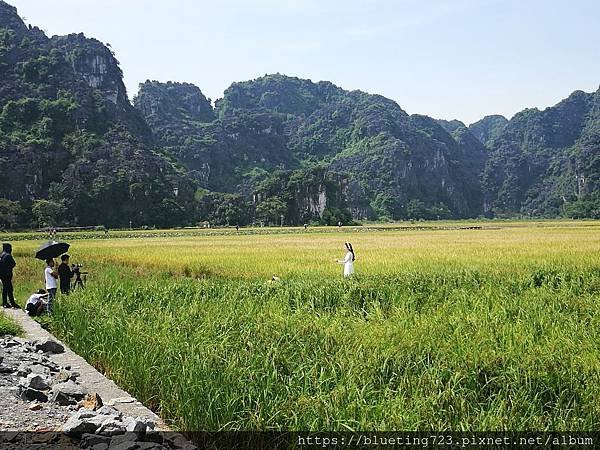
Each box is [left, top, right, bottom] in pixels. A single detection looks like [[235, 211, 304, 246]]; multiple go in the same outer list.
[[0, 0, 598, 227]]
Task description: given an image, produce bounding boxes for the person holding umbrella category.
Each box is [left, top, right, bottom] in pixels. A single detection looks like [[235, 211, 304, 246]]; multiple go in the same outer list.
[[0, 243, 18, 308], [44, 259, 58, 313], [35, 240, 70, 313]]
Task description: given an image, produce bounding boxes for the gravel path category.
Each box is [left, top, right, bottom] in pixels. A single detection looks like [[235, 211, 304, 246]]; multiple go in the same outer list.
[[0, 336, 72, 431], [0, 310, 196, 449]]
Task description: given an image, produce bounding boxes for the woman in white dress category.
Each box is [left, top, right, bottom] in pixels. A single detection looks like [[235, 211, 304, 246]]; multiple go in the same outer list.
[[336, 242, 355, 277]]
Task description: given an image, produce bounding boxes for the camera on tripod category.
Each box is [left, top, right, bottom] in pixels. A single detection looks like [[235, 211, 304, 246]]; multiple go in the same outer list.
[[71, 263, 88, 289]]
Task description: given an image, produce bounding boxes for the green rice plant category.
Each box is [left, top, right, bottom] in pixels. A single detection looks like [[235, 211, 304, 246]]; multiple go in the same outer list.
[[0, 312, 22, 336], [3, 221, 600, 432]]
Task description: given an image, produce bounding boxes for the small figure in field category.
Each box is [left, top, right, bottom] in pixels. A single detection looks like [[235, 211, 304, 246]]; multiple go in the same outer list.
[[267, 275, 281, 284], [25, 289, 48, 317], [58, 254, 74, 295], [336, 242, 355, 278], [0, 242, 18, 308], [304, 223, 308, 230], [44, 258, 59, 313], [104, 227, 109, 236], [337, 221, 342, 228], [236, 225, 239, 231]]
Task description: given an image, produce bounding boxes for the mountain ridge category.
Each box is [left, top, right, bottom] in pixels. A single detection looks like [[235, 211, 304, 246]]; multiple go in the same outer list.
[[0, 0, 598, 227]]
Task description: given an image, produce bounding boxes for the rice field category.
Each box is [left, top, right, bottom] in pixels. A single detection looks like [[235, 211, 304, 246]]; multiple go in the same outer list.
[[3, 220, 600, 431]]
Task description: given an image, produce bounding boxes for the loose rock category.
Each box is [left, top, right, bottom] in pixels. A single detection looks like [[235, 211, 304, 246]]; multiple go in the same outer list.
[[35, 338, 65, 354], [20, 373, 50, 391], [96, 417, 126, 436], [20, 387, 48, 403], [122, 416, 147, 435], [51, 380, 87, 405], [96, 405, 121, 417], [81, 392, 103, 410], [28, 401, 43, 411], [106, 396, 135, 405], [56, 369, 71, 383], [62, 416, 100, 438], [80, 433, 112, 448]]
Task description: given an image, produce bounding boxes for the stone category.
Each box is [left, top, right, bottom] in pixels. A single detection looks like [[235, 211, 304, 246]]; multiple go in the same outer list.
[[80, 433, 112, 447], [109, 433, 139, 449], [56, 369, 72, 383], [135, 443, 169, 450], [28, 401, 43, 411], [141, 418, 156, 431], [16, 363, 31, 377], [52, 391, 76, 406], [61, 409, 110, 437], [108, 442, 139, 450], [144, 429, 164, 445], [74, 409, 98, 420], [0, 365, 13, 374], [95, 418, 126, 436], [20, 373, 50, 391], [91, 444, 109, 450], [20, 387, 48, 402], [163, 433, 196, 449], [122, 416, 146, 434], [51, 380, 87, 405], [82, 413, 120, 428], [81, 392, 103, 410], [93, 445, 110, 450], [29, 363, 51, 375], [29, 432, 58, 444], [106, 396, 135, 406], [35, 339, 65, 354], [96, 405, 121, 417], [41, 361, 61, 373], [62, 416, 100, 438], [2, 339, 20, 348]]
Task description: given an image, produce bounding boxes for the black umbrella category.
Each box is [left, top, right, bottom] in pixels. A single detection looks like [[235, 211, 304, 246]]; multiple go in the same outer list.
[[35, 241, 70, 261]]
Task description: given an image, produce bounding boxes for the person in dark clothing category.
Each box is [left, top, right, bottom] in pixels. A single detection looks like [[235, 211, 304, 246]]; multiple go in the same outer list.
[[58, 254, 74, 295], [0, 242, 18, 308]]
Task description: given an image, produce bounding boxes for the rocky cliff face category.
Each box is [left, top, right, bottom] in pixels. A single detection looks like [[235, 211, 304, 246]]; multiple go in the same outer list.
[[0, 1, 193, 227], [482, 89, 599, 216], [137, 74, 488, 220], [469, 115, 508, 147], [51, 34, 128, 107], [135, 81, 215, 126]]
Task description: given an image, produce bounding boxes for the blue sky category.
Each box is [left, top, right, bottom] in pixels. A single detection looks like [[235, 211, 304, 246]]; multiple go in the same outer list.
[[8, 0, 600, 124]]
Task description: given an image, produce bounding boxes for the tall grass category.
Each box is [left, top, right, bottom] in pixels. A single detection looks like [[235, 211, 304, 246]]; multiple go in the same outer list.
[[51, 266, 600, 431], [0, 312, 21, 335], [5, 222, 600, 431]]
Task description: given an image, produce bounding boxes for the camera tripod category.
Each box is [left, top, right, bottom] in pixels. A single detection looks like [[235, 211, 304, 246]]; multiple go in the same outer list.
[[72, 271, 88, 290]]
